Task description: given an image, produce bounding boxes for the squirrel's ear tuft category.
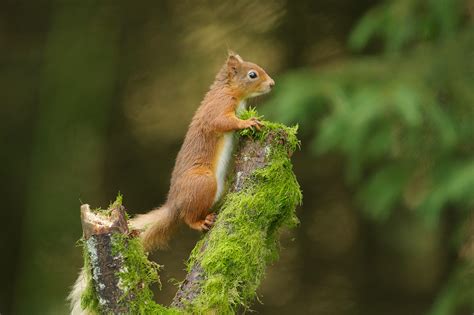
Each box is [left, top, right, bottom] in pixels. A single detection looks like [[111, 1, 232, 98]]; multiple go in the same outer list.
[[227, 52, 242, 75], [227, 50, 243, 62]]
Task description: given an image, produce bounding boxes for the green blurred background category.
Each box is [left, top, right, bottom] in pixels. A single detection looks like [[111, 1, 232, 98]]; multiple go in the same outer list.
[[1, 0, 473, 314]]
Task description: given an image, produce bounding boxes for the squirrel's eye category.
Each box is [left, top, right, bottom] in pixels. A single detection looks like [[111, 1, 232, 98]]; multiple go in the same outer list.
[[248, 71, 258, 79]]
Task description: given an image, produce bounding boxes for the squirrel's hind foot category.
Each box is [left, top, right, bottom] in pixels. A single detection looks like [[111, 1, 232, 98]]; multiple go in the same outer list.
[[201, 213, 217, 231]]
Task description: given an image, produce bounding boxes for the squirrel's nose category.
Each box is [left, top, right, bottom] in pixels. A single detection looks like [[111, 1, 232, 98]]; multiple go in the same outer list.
[[269, 79, 275, 88]]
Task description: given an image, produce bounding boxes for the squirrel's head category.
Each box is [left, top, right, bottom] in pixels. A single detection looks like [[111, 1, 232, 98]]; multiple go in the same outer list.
[[225, 52, 275, 99]]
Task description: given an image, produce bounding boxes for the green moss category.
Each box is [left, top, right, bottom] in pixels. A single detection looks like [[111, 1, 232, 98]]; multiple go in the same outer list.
[[112, 234, 180, 314], [88, 194, 124, 218], [186, 109, 302, 313], [238, 107, 300, 152]]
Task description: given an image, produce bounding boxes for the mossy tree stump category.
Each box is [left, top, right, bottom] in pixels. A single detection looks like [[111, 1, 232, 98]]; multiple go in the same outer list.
[[78, 112, 301, 314], [80, 203, 131, 313], [79, 198, 167, 314]]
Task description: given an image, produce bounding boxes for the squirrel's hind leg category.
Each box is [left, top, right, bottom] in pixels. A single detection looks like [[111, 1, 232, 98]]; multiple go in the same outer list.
[[175, 167, 217, 231]]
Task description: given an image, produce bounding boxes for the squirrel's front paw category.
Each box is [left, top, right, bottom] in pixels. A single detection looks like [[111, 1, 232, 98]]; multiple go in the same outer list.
[[241, 117, 263, 131]]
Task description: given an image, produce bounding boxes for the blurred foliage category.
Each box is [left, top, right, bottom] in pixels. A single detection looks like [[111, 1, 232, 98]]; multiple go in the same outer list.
[[268, 0, 474, 313], [350, 0, 464, 52], [1, 0, 473, 314]]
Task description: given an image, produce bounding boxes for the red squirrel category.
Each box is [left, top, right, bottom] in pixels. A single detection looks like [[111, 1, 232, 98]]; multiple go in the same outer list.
[[130, 52, 275, 252]]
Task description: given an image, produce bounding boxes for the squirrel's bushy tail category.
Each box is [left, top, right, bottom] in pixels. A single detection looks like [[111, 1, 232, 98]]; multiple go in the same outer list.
[[130, 204, 179, 252], [68, 268, 92, 315], [68, 205, 177, 314]]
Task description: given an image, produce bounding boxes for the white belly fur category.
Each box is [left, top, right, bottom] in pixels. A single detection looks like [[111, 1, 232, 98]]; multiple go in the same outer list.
[[213, 100, 247, 203]]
